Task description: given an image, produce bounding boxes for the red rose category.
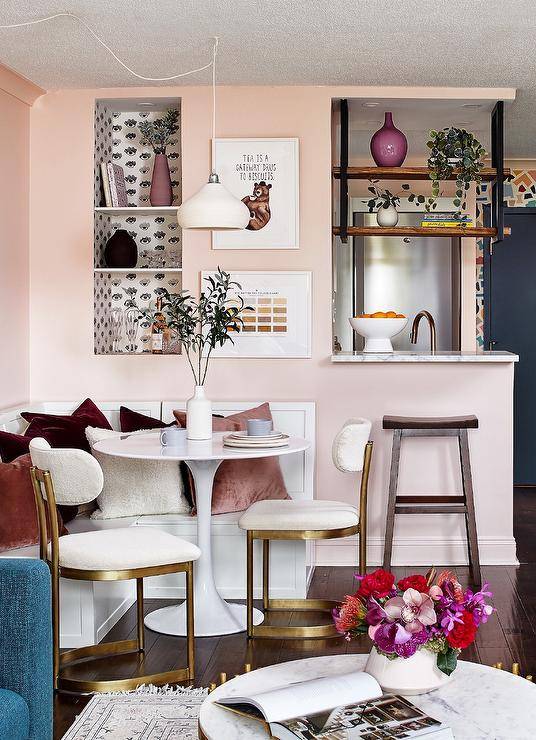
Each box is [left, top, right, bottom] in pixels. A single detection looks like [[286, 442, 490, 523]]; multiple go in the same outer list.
[[447, 611, 477, 650], [397, 575, 429, 593], [356, 569, 395, 599]]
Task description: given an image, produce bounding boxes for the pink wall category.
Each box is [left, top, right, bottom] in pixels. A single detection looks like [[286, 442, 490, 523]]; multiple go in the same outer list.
[[0, 88, 30, 407], [28, 86, 516, 564]]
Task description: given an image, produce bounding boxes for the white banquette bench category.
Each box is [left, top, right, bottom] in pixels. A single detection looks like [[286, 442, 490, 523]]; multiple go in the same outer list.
[[0, 400, 315, 648]]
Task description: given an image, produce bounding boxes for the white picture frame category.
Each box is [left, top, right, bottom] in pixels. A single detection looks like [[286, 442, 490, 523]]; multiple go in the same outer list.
[[212, 138, 299, 250], [202, 271, 311, 358]]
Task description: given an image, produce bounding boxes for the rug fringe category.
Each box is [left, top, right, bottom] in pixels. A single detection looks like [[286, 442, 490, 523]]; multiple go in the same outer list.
[[100, 684, 209, 697]]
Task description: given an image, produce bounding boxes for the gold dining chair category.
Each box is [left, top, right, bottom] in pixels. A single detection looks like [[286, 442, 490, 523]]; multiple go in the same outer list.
[[239, 418, 373, 639], [29, 437, 200, 694]]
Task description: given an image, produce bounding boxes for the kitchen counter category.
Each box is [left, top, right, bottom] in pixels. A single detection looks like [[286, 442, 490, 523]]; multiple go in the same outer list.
[[331, 350, 518, 363]]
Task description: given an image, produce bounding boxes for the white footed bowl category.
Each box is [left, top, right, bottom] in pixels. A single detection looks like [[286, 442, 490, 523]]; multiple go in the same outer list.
[[365, 646, 453, 695], [349, 316, 408, 353]]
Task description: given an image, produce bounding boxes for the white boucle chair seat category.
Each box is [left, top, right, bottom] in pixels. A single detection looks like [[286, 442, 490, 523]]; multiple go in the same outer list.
[[49, 528, 201, 571], [238, 500, 359, 531]]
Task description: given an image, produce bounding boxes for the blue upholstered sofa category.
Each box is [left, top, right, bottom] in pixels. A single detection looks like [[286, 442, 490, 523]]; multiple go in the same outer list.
[[0, 559, 53, 740]]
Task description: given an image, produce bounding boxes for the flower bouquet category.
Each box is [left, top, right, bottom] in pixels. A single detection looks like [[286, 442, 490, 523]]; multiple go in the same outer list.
[[333, 568, 493, 694]]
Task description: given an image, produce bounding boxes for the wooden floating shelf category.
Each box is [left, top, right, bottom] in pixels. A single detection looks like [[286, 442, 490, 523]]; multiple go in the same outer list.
[[95, 206, 179, 216], [333, 226, 497, 238], [332, 167, 510, 182]]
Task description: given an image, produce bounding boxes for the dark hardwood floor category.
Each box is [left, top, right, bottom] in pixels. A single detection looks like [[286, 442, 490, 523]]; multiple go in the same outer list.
[[54, 488, 536, 738]]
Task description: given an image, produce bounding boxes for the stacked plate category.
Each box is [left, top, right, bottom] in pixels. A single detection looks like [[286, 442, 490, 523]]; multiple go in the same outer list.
[[223, 431, 290, 449]]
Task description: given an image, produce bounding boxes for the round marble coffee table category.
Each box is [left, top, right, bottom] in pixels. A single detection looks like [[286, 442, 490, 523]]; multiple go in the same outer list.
[[93, 431, 309, 637], [198, 653, 536, 739]]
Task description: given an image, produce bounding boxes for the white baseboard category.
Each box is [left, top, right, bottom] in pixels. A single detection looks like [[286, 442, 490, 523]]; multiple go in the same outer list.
[[315, 536, 518, 566], [96, 596, 136, 644]]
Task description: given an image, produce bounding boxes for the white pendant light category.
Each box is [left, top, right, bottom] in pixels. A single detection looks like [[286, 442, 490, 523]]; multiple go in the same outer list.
[[177, 38, 250, 230]]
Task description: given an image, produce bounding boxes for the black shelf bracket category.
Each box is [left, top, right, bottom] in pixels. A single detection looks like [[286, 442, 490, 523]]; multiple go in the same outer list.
[[491, 101, 504, 244], [338, 99, 349, 243]]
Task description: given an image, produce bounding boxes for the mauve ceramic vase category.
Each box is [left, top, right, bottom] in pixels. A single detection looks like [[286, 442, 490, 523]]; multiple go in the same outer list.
[[150, 153, 173, 206], [370, 112, 408, 167], [104, 229, 137, 268]]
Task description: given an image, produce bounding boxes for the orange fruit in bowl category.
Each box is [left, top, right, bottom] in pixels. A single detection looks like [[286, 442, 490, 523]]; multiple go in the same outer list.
[[385, 311, 398, 318], [396, 313, 406, 318], [371, 311, 387, 318]]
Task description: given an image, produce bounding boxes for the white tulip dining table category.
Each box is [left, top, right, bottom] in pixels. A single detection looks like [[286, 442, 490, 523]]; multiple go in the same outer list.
[[199, 653, 536, 739], [93, 431, 310, 637]]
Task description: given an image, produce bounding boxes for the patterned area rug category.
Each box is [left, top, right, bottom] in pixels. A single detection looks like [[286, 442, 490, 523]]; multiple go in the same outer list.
[[62, 685, 208, 739]]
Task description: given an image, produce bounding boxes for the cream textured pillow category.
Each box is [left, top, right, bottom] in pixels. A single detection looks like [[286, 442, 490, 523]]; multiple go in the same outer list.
[[86, 427, 190, 519]]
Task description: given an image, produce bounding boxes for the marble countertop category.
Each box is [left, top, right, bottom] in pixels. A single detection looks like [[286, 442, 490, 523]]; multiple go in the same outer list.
[[199, 653, 536, 739], [331, 351, 519, 363]]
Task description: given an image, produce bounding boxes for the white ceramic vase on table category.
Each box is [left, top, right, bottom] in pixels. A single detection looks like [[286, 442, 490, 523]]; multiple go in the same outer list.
[[186, 385, 212, 440], [365, 646, 453, 695]]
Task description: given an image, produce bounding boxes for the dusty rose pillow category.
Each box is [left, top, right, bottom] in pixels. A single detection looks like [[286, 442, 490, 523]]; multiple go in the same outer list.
[[173, 403, 289, 514], [0, 454, 67, 552]]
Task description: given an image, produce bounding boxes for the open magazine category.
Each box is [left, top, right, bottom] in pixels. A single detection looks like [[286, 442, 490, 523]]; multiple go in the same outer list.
[[215, 669, 453, 739]]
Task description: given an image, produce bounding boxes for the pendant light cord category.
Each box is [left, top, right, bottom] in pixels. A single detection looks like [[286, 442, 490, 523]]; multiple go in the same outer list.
[[0, 12, 215, 83], [211, 36, 219, 175]]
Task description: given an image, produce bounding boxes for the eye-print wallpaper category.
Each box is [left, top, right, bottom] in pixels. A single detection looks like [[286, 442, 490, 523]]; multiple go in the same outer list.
[[93, 100, 182, 354]]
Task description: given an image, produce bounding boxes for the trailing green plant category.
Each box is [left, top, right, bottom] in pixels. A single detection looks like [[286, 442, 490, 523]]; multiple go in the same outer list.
[[426, 127, 486, 215], [135, 268, 252, 385], [138, 109, 180, 154], [364, 181, 426, 212]]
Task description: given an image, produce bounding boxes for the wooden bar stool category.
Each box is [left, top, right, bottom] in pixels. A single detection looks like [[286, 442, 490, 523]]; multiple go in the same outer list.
[[382, 415, 481, 586]]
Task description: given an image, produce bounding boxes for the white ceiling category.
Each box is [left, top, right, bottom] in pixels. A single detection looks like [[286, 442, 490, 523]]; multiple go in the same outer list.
[[0, 0, 533, 156]]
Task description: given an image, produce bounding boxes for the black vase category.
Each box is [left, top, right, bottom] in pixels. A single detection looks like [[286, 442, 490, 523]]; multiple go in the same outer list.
[[104, 229, 137, 268]]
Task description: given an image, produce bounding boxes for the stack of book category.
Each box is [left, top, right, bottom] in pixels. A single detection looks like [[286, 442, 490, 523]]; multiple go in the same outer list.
[[100, 162, 128, 208], [420, 213, 473, 228]]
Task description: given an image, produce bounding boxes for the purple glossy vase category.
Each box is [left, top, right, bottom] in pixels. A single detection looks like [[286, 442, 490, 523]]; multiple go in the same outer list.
[[370, 112, 408, 167], [150, 153, 173, 206]]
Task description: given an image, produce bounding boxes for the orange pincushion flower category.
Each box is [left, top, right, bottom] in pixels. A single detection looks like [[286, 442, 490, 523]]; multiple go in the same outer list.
[[333, 594, 367, 634], [436, 570, 464, 603]]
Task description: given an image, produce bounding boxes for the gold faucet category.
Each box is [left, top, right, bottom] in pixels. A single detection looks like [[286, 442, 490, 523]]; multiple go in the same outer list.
[[410, 310, 437, 352]]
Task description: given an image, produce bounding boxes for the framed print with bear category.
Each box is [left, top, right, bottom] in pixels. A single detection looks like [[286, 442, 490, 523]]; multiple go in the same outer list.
[[212, 138, 299, 250], [201, 270, 311, 357]]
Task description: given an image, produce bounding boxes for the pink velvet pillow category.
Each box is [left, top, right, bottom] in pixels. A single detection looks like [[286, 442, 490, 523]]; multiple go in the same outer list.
[[173, 403, 289, 514]]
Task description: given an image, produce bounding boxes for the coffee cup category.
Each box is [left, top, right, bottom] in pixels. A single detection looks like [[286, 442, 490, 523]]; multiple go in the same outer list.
[[246, 419, 273, 436], [160, 427, 187, 446]]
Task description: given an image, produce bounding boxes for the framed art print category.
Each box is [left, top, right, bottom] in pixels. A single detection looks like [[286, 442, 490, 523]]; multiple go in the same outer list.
[[212, 138, 299, 250], [202, 271, 311, 358]]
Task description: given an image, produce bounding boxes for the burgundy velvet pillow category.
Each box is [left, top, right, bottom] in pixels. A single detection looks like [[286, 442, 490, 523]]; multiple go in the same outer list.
[[0, 430, 31, 463], [21, 398, 112, 453], [0, 454, 67, 552], [120, 406, 176, 433], [173, 403, 289, 515]]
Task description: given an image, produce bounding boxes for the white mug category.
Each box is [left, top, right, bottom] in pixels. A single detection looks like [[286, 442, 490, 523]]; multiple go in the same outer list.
[[160, 427, 187, 446]]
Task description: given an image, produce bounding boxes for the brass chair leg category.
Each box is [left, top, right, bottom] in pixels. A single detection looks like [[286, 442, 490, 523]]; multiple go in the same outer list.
[[186, 563, 195, 680], [246, 532, 254, 639], [51, 566, 60, 691], [136, 578, 145, 652], [262, 540, 270, 611]]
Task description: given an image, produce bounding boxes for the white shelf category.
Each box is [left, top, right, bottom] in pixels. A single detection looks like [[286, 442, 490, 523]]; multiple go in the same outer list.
[[94, 268, 182, 273], [95, 206, 179, 216]]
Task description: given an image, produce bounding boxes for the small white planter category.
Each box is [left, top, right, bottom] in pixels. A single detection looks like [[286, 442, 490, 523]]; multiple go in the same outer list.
[[365, 646, 453, 695], [376, 204, 399, 227], [186, 385, 212, 440]]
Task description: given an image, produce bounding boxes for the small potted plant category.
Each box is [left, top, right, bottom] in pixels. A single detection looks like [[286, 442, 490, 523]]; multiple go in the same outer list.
[[333, 567, 493, 695], [426, 127, 486, 215], [138, 108, 180, 206], [364, 181, 424, 227], [139, 269, 251, 439]]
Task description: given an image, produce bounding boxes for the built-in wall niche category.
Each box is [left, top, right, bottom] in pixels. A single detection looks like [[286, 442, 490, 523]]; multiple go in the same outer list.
[[93, 97, 182, 355]]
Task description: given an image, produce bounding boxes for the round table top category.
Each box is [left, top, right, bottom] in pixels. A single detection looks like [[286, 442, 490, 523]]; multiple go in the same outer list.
[[93, 430, 310, 462], [198, 653, 536, 740]]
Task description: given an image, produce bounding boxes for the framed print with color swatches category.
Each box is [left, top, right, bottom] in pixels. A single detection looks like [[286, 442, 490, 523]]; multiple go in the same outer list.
[[202, 271, 311, 358], [212, 138, 299, 250]]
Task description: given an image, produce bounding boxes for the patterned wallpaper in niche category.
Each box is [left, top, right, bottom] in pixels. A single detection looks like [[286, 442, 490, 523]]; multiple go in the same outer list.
[[94, 271, 182, 355], [94, 212, 182, 268]]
